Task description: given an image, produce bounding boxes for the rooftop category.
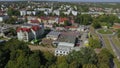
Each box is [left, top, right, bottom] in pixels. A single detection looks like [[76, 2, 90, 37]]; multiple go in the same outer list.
[[47, 31, 60, 37], [16, 24, 41, 32], [57, 31, 79, 43]]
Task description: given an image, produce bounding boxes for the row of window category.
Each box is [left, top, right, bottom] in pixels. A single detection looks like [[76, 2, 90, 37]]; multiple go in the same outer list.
[[55, 50, 69, 54]]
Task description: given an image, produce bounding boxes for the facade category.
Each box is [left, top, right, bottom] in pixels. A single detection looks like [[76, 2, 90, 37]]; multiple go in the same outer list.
[[55, 46, 72, 56], [17, 24, 44, 42], [20, 10, 27, 16]]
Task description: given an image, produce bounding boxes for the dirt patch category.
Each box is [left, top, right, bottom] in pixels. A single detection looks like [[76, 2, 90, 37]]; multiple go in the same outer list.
[[28, 45, 55, 53]]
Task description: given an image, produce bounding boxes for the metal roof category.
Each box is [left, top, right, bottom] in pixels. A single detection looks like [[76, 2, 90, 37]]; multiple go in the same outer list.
[[47, 31, 60, 37]]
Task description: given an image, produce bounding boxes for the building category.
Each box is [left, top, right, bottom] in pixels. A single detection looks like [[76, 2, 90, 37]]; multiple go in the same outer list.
[[55, 46, 72, 56], [20, 10, 27, 16], [54, 31, 79, 56], [0, 40, 6, 44], [46, 31, 60, 40], [16, 24, 44, 42], [0, 15, 9, 22]]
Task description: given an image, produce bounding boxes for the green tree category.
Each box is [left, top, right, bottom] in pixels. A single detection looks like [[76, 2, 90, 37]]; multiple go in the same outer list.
[[64, 20, 72, 26], [57, 62, 69, 68], [97, 48, 113, 68], [99, 63, 109, 68], [43, 52, 56, 67], [75, 14, 92, 25], [56, 56, 69, 68], [89, 38, 101, 49], [92, 22, 101, 29], [69, 61, 79, 68], [83, 64, 97, 68], [7, 8, 20, 16], [4, 17, 17, 24], [67, 47, 97, 67], [0, 46, 10, 68], [28, 51, 41, 68], [117, 29, 120, 38]]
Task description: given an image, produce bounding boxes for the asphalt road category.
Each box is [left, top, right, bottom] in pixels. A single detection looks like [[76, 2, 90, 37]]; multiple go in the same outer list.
[[98, 34, 106, 48], [108, 36, 120, 61]]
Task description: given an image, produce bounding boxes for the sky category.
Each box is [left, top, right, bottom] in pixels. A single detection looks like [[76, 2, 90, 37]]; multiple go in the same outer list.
[[0, 0, 120, 2]]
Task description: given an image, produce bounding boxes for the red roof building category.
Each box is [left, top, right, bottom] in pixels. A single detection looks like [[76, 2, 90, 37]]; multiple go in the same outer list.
[[58, 17, 68, 23], [30, 19, 40, 24], [16, 27, 31, 32], [113, 25, 120, 29], [32, 25, 40, 31]]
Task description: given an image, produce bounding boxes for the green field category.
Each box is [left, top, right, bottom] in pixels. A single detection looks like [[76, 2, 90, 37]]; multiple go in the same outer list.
[[98, 29, 113, 34]]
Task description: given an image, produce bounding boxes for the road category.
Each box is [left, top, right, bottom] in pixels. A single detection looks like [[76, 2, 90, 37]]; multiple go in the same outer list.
[[95, 29, 119, 68], [108, 36, 120, 61], [98, 34, 106, 48]]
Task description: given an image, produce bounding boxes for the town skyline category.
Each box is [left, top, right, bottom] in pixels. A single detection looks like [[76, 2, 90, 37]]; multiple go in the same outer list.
[[0, 0, 120, 2]]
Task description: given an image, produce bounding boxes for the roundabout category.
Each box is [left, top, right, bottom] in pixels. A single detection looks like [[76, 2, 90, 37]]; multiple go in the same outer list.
[[97, 29, 113, 35]]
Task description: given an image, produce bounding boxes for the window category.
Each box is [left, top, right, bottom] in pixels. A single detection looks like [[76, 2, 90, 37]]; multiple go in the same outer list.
[[60, 51, 62, 53], [56, 50, 58, 53]]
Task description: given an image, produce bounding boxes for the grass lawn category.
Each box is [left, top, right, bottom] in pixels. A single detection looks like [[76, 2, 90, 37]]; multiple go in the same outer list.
[[98, 29, 113, 34], [111, 36, 120, 48], [102, 35, 114, 54]]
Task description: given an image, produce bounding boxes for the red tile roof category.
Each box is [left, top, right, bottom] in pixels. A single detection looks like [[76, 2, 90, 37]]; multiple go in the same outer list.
[[16, 27, 21, 32], [17, 27, 31, 32], [113, 25, 120, 29], [32, 25, 40, 31], [59, 18, 68, 22], [40, 17, 49, 20], [30, 20, 40, 23]]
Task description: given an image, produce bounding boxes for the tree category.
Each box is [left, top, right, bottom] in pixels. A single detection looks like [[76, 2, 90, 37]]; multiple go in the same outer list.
[[7, 8, 20, 16], [67, 47, 97, 67], [89, 38, 101, 49], [6, 50, 29, 68], [28, 51, 41, 68], [37, 11, 45, 17], [117, 29, 120, 38], [4, 17, 17, 24], [99, 63, 109, 68], [9, 28, 17, 36], [92, 22, 101, 29], [83, 64, 97, 68], [57, 62, 69, 68], [64, 20, 72, 26], [75, 14, 92, 25], [49, 64, 57, 68], [0, 46, 10, 68], [96, 14, 120, 26], [43, 52, 56, 66], [69, 61, 79, 68], [56, 56, 69, 68], [97, 48, 113, 68]]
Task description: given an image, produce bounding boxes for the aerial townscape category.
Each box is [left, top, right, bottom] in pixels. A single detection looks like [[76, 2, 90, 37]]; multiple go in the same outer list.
[[1, 0, 120, 68]]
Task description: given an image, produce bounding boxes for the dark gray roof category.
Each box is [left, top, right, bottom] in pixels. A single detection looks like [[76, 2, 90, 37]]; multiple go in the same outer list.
[[47, 31, 60, 37], [57, 31, 78, 43]]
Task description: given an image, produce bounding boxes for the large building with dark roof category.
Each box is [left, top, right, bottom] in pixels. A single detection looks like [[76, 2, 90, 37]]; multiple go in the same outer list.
[[55, 31, 79, 56]]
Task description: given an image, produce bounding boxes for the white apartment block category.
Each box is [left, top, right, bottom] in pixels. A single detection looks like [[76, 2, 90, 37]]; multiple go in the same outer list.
[[17, 24, 44, 42]]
